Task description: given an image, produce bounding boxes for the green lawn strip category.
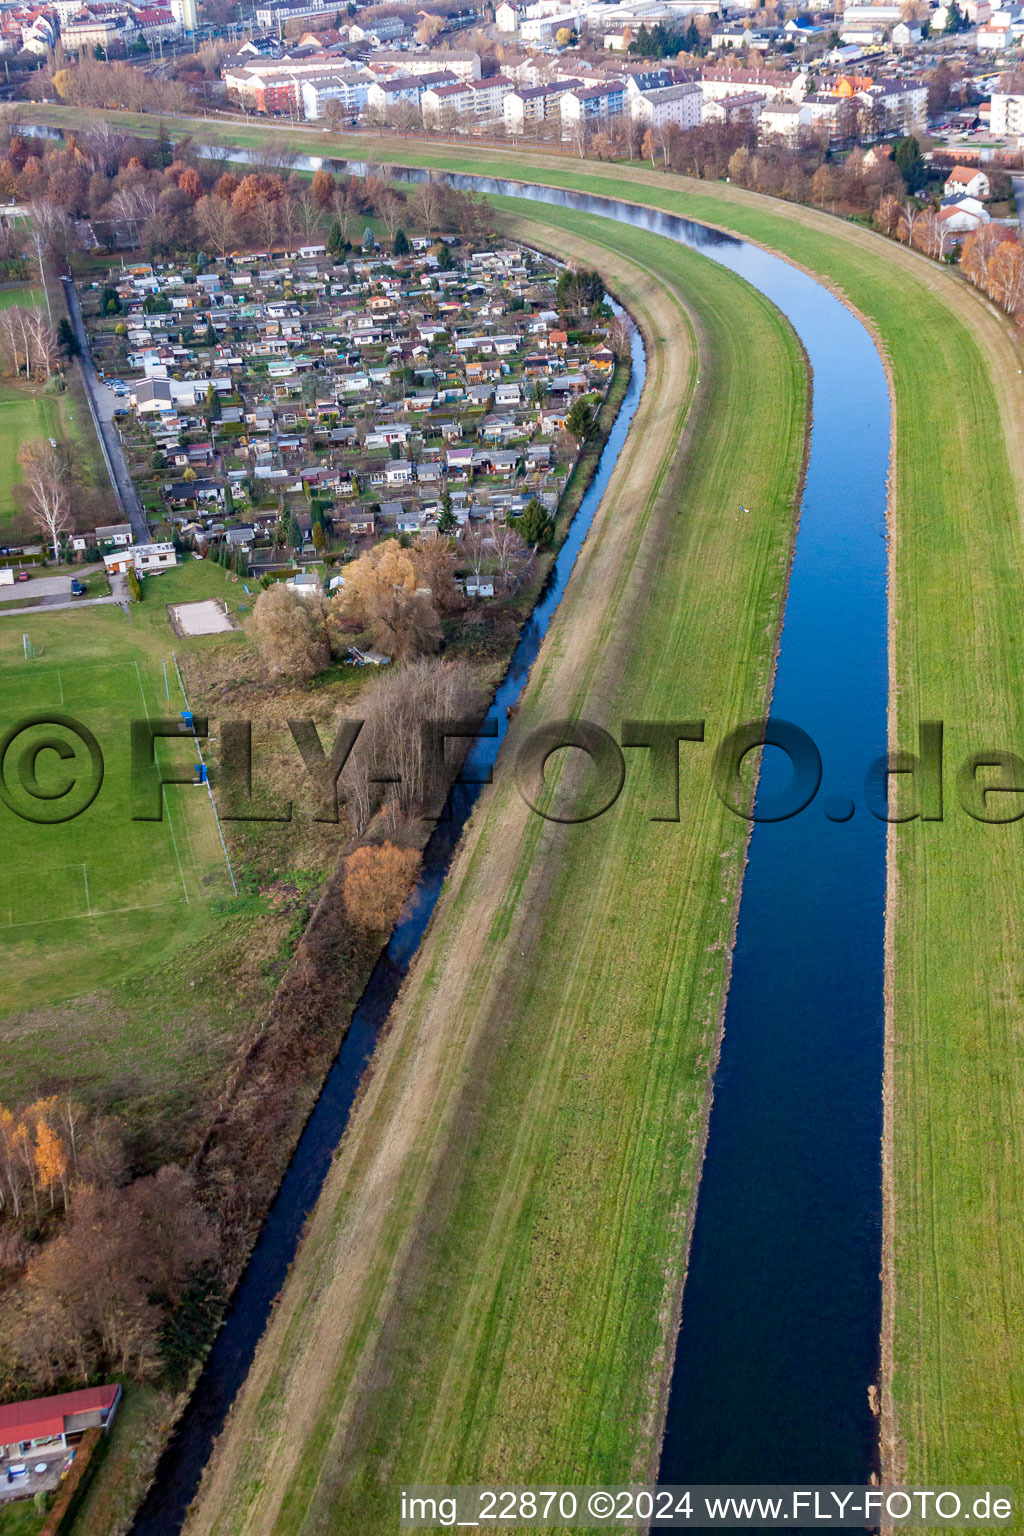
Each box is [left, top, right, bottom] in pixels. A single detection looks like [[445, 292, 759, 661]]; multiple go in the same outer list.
[[0, 384, 61, 525], [187, 207, 805, 1536], [0, 1501, 46, 1536], [0, 279, 109, 525]]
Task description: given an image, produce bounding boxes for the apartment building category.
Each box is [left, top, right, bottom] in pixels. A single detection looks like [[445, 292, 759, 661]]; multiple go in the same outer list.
[[504, 77, 583, 132], [560, 79, 626, 125], [630, 80, 702, 130]]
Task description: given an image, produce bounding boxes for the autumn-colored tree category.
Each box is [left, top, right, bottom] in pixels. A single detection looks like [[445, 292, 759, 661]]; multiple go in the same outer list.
[[812, 163, 842, 211], [343, 841, 422, 930], [990, 237, 1024, 314], [231, 173, 286, 216], [310, 167, 335, 207], [333, 538, 440, 660], [214, 171, 240, 201], [410, 535, 461, 615], [875, 192, 902, 237], [252, 582, 331, 681], [178, 166, 205, 203], [1, 1166, 219, 1387], [416, 11, 445, 43], [34, 1121, 68, 1211]]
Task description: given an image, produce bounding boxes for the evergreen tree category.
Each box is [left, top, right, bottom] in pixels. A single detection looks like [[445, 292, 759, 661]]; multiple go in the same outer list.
[[565, 398, 596, 440], [393, 227, 411, 256], [327, 219, 347, 259], [56, 317, 79, 357], [892, 135, 926, 193], [437, 489, 457, 535], [518, 498, 554, 548]]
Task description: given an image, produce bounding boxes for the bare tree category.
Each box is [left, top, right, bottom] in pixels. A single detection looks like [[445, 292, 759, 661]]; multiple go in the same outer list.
[[250, 195, 280, 255], [290, 187, 323, 244], [345, 657, 484, 831], [607, 313, 635, 360], [0, 305, 57, 380], [19, 438, 71, 559], [488, 520, 529, 590], [411, 175, 443, 239], [252, 582, 331, 681], [110, 183, 159, 247], [195, 193, 240, 258]]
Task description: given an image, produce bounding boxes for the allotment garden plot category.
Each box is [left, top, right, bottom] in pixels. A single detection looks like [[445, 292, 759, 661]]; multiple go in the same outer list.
[[0, 654, 230, 953]]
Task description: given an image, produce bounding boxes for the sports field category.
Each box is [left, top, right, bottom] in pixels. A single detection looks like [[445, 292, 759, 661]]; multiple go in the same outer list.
[[0, 560, 270, 1145], [0, 652, 226, 936]]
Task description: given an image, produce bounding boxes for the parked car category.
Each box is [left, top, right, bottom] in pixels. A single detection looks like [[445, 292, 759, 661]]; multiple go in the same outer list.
[[15, 571, 29, 581], [70, 578, 86, 596]]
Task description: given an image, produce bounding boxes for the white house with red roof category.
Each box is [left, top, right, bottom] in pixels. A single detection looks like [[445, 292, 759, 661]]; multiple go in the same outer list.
[[944, 164, 991, 199], [0, 1384, 121, 1462]]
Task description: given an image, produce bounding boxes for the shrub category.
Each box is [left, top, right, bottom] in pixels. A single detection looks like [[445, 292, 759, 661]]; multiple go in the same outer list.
[[343, 842, 421, 931]]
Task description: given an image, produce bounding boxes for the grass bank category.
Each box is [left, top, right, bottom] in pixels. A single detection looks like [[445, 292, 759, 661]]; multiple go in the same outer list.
[[182, 202, 807, 1534]]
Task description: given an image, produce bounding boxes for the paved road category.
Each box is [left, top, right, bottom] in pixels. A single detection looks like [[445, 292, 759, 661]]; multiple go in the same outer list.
[[0, 572, 128, 617], [60, 276, 149, 545]]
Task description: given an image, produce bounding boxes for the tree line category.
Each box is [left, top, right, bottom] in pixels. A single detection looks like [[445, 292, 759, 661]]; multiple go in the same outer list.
[[0, 1096, 220, 1393]]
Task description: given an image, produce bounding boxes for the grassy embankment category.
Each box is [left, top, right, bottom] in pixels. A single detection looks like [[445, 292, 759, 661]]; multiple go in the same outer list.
[[28, 105, 1024, 1492], [182, 201, 807, 1534], [63, 110, 1024, 1495]]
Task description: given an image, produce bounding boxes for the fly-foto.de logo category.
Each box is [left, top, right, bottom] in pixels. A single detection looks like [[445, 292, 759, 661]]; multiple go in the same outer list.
[[0, 714, 1019, 827]]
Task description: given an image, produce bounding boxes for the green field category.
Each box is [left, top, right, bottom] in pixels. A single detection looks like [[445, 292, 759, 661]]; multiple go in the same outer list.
[[0, 282, 106, 527], [0, 559, 281, 1150], [0, 383, 62, 525], [184, 201, 807, 1535]]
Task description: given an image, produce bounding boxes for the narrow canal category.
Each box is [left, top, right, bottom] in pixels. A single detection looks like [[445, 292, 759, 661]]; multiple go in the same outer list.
[[130, 162, 891, 1528]]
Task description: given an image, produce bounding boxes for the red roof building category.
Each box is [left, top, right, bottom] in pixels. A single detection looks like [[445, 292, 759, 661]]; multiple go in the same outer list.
[[0, 1385, 121, 1459]]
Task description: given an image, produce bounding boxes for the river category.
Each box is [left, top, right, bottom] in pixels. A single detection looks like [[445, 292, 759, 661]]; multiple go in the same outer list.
[[112, 159, 890, 1527]]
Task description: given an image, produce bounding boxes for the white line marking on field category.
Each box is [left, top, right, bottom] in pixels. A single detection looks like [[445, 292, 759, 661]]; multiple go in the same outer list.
[[136, 658, 190, 905], [1, 899, 187, 930], [165, 800, 190, 904], [81, 863, 91, 916], [133, 659, 150, 721], [56, 669, 64, 706]]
